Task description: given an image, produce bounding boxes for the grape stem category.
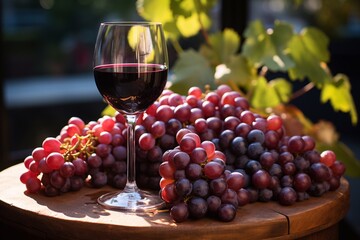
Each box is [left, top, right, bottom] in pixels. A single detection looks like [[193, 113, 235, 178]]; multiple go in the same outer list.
[[290, 82, 315, 101]]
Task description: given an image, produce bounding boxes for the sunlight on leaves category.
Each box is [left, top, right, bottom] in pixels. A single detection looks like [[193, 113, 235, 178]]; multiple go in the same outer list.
[[251, 76, 291, 108], [242, 20, 295, 71], [214, 55, 254, 88], [169, 49, 215, 95], [321, 74, 358, 124]]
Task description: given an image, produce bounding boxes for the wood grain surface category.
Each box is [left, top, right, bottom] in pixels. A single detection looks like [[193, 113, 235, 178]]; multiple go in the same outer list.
[[0, 164, 350, 240]]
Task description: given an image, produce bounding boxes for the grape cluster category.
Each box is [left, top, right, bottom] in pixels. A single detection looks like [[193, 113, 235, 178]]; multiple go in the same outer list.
[[19, 84, 346, 224], [150, 85, 346, 222], [20, 114, 129, 196]]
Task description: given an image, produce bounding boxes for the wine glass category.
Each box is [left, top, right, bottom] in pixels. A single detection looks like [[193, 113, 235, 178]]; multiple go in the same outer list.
[[93, 22, 168, 212]]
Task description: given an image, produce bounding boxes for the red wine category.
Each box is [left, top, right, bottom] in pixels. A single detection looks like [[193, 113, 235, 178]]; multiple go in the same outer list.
[[94, 63, 167, 113]]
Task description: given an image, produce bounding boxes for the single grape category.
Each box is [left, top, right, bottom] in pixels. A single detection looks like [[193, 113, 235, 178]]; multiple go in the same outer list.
[[217, 204, 236, 222], [278, 187, 297, 206], [59, 162, 75, 178], [46, 152, 65, 170], [170, 202, 189, 223], [192, 179, 209, 198], [252, 170, 271, 189], [204, 160, 225, 179], [320, 150, 336, 167], [188, 197, 208, 219], [293, 173, 311, 192], [175, 178, 192, 197], [209, 178, 227, 196], [226, 172, 245, 191]]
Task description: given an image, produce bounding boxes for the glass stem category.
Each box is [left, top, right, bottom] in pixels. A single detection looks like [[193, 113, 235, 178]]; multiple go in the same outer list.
[[125, 114, 139, 192]]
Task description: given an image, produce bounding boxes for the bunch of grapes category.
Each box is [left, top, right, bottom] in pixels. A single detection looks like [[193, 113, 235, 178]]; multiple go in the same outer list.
[[144, 85, 346, 222], [19, 83, 346, 224], [20, 114, 129, 196]]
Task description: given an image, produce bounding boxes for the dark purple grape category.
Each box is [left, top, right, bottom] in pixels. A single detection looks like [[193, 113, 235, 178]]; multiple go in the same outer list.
[[72, 158, 88, 177], [91, 171, 107, 188], [206, 117, 223, 134], [252, 170, 271, 189], [278, 187, 297, 205], [264, 130, 280, 149], [282, 162, 296, 175], [60, 178, 71, 193], [185, 163, 202, 180], [204, 160, 225, 180], [44, 185, 59, 197], [303, 150, 321, 164], [226, 172, 245, 191], [247, 142, 264, 159], [221, 189, 239, 208], [297, 191, 310, 201], [191, 179, 209, 198], [278, 151, 294, 166], [102, 154, 115, 168], [328, 176, 341, 191], [236, 188, 250, 206], [309, 162, 331, 182], [231, 136, 247, 156], [331, 160, 346, 178], [281, 175, 293, 187], [287, 136, 305, 154], [175, 178, 192, 197], [70, 175, 84, 191], [87, 153, 103, 168], [245, 160, 262, 175], [111, 161, 126, 174], [235, 123, 252, 138], [159, 134, 177, 150], [174, 170, 186, 180], [111, 173, 126, 189], [294, 156, 310, 172], [173, 151, 191, 170], [219, 130, 235, 150], [190, 147, 207, 164], [147, 146, 163, 163], [188, 197, 208, 219], [269, 163, 283, 178], [293, 173, 311, 192], [224, 116, 241, 131], [96, 143, 111, 158], [217, 204, 236, 222], [259, 151, 276, 169], [258, 188, 273, 202], [246, 187, 259, 203], [308, 182, 329, 197], [170, 202, 189, 223], [59, 162, 75, 178], [209, 178, 227, 196], [234, 155, 250, 169], [174, 104, 191, 122], [50, 170, 65, 189], [220, 104, 236, 119], [247, 129, 265, 144], [207, 195, 222, 214]]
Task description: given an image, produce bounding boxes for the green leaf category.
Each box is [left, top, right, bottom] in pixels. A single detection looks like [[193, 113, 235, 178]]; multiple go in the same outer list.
[[321, 74, 358, 124], [317, 141, 360, 178], [250, 76, 291, 108], [170, 49, 215, 95], [270, 78, 292, 103], [242, 20, 295, 71], [214, 55, 253, 88], [136, 0, 173, 23], [287, 27, 331, 86], [101, 105, 117, 117]]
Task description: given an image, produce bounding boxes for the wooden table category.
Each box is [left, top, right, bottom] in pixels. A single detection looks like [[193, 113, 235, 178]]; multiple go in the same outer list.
[[0, 164, 349, 240]]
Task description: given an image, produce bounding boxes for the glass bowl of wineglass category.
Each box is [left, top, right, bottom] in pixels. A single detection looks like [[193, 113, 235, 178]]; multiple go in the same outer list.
[[93, 22, 168, 212]]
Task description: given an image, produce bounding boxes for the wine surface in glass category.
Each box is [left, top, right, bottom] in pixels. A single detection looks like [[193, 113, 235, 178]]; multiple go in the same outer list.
[[94, 63, 167, 114]]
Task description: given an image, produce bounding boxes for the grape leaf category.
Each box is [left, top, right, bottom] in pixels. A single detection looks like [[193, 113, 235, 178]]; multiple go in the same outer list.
[[316, 141, 360, 177], [169, 49, 215, 95], [250, 76, 291, 108], [321, 74, 358, 124], [101, 105, 116, 117], [214, 55, 254, 88], [136, 0, 173, 23], [287, 27, 331, 86], [242, 20, 295, 71]]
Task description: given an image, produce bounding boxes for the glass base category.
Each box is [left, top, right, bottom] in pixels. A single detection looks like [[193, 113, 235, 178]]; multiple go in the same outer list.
[[97, 188, 165, 213]]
